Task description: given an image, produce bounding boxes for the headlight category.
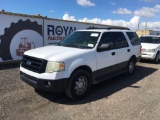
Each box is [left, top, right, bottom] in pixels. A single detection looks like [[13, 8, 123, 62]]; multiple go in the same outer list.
[[146, 49, 156, 53], [45, 61, 65, 73]]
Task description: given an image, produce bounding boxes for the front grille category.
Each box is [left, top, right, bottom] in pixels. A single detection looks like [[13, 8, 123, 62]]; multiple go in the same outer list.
[[21, 55, 47, 73]]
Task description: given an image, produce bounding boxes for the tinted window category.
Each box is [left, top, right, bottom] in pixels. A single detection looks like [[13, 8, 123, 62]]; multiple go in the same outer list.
[[98, 32, 113, 50], [112, 32, 129, 49], [140, 36, 160, 44], [127, 32, 140, 46]]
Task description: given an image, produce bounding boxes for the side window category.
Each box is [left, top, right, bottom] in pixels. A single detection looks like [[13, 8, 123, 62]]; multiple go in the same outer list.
[[126, 32, 140, 46], [112, 32, 129, 49], [98, 32, 113, 50]]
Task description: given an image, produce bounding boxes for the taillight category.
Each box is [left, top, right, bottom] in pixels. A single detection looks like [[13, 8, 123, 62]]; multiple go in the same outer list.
[[140, 46, 142, 53]]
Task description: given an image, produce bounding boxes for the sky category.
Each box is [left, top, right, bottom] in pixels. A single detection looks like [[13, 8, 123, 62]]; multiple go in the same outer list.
[[0, 0, 160, 30]]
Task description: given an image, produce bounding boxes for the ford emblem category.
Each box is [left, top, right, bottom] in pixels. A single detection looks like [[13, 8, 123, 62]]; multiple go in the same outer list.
[[26, 61, 31, 66]]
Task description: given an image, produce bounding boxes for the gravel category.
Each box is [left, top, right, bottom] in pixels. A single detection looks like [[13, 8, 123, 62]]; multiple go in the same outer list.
[[0, 61, 160, 120]]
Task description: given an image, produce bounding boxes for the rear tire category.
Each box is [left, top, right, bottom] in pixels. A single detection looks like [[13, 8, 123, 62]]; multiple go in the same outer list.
[[126, 58, 135, 75], [65, 69, 91, 100]]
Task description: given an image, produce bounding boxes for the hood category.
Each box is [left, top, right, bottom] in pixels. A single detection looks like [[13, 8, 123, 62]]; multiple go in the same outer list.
[[24, 46, 91, 61], [141, 43, 159, 49]]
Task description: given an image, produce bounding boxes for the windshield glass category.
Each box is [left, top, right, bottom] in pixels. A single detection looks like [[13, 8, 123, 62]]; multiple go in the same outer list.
[[58, 31, 100, 49], [140, 36, 160, 44]]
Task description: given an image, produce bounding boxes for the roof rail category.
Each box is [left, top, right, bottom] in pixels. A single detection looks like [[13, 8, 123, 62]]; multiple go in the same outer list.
[[87, 26, 130, 30]]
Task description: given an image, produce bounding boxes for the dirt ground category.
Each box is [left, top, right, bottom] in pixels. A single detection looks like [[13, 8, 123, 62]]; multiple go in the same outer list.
[[0, 61, 160, 120]]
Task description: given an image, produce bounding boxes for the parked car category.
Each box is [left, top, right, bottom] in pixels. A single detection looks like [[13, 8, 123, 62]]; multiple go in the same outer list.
[[20, 27, 141, 100], [140, 35, 160, 63]]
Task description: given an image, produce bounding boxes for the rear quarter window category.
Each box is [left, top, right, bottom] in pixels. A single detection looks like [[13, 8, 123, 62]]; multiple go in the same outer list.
[[112, 32, 129, 49], [126, 32, 140, 46]]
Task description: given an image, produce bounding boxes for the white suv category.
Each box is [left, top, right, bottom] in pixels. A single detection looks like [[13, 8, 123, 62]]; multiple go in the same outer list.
[[140, 35, 160, 63], [20, 27, 141, 100]]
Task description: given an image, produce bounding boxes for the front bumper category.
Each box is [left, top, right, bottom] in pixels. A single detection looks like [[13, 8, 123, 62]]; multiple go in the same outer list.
[[141, 52, 156, 60], [20, 71, 68, 93]]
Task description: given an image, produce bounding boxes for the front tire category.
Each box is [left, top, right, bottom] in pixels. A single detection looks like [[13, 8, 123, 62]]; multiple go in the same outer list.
[[65, 69, 91, 100], [153, 52, 159, 63]]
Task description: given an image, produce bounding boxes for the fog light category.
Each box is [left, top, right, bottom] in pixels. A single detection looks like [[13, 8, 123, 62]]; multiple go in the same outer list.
[[44, 81, 51, 87]]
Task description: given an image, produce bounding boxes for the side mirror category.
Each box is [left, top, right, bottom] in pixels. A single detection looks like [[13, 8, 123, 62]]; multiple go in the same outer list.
[[97, 43, 111, 52]]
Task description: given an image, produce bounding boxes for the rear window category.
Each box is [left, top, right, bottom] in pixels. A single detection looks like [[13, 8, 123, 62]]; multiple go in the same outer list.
[[126, 32, 140, 46]]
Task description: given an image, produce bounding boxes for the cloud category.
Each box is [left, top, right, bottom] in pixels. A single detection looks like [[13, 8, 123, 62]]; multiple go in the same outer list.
[[134, 5, 160, 18], [134, 7, 155, 18], [111, 2, 116, 6], [130, 16, 141, 28], [63, 14, 76, 21], [79, 16, 140, 30], [112, 4, 160, 18], [142, 21, 160, 30], [155, 4, 160, 9], [79, 18, 101, 24], [112, 8, 132, 14], [140, 0, 155, 2], [62, 13, 160, 30], [77, 0, 95, 7], [49, 10, 55, 13]]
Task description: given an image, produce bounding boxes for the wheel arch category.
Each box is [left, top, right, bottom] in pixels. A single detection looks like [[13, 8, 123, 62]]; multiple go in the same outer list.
[[155, 50, 159, 60], [69, 65, 93, 83], [130, 55, 137, 63]]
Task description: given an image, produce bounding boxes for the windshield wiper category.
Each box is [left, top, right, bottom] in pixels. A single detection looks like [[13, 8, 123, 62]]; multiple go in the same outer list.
[[71, 43, 85, 49]]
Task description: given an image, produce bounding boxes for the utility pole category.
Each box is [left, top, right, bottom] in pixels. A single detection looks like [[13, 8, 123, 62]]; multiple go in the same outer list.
[[145, 22, 147, 30], [138, 22, 140, 30]]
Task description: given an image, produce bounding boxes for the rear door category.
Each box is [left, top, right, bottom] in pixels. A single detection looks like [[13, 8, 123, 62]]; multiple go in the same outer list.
[[112, 32, 131, 70]]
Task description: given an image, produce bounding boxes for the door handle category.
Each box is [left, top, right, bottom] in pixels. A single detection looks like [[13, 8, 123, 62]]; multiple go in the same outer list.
[[111, 52, 115, 55], [127, 49, 130, 52]]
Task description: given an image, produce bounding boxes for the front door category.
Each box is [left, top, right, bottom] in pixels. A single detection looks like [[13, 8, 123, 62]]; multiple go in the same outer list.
[[95, 32, 117, 80]]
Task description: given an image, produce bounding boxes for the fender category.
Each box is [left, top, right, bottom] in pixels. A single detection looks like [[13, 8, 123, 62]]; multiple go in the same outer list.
[[68, 57, 96, 77]]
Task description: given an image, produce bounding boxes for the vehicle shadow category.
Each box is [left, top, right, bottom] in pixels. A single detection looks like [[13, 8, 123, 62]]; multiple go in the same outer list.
[[0, 62, 20, 70], [139, 59, 160, 64], [36, 65, 157, 105]]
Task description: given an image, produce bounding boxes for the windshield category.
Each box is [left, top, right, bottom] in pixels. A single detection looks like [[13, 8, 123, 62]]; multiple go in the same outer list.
[[140, 37, 160, 44], [58, 31, 100, 49]]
